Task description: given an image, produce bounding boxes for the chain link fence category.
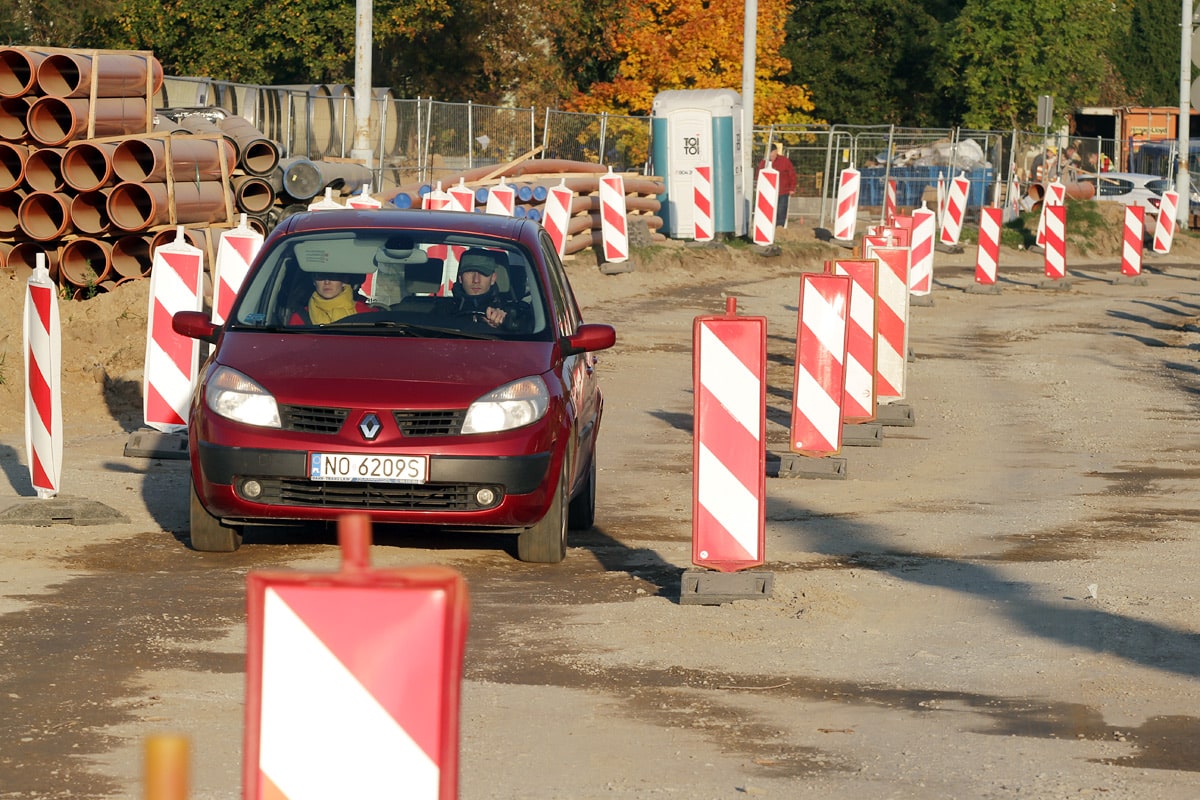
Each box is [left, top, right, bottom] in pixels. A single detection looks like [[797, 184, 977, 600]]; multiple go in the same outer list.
[[160, 75, 1186, 226]]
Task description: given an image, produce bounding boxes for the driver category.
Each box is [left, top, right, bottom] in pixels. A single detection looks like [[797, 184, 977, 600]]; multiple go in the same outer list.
[[289, 272, 373, 325], [437, 248, 533, 332]]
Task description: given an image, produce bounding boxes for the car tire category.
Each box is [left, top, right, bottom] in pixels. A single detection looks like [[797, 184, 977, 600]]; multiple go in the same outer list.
[[567, 450, 596, 531], [518, 464, 567, 563], [189, 479, 244, 553]]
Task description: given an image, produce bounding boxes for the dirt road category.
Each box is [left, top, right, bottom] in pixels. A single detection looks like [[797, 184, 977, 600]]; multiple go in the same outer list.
[[2, 227, 1200, 798]]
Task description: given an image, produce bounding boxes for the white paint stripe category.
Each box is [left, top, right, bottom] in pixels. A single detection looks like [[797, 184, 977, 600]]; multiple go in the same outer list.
[[697, 442, 759, 557], [794, 367, 841, 446], [802, 286, 847, 360], [260, 589, 439, 800], [699, 325, 760, 438]]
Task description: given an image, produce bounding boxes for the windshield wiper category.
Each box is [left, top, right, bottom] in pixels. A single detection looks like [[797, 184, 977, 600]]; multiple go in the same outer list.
[[326, 320, 500, 340]]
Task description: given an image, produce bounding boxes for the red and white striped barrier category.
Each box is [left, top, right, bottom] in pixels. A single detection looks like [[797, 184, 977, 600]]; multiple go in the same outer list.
[[939, 173, 970, 246], [692, 164, 714, 242], [1122, 205, 1145, 277], [863, 240, 910, 403], [752, 167, 779, 246], [485, 179, 516, 216], [307, 187, 345, 211], [421, 181, 451, 210], [598, 169, 629, 263], [542, 180, 573, 257], [692, 298, 766, 572], [448, 179, 475, 214], [975, 206, 1002, 285], [212, 215, 263, 325], [144, 227, 204, 433], [827, 259, 878, 422], [791, 273, 851, 456], [346, 184, 382, 210], [1036, 181, 1066, 247], [833, 168, 860, 241], [909, 208, 935, 296], [883, 178, 898, 224], [1043, 204, 1067, 280], [1153, 191, 1179, 254], [23, 253, 61, 499], [244, 514, 469, 800]]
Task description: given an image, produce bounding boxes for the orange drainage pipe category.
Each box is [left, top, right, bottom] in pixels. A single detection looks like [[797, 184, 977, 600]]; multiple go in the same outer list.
[[23, 146, 66, 191], [112, 234, 153, 278], [18, 190, 72, 241], [0, 141, 28, 192], [0, 241, 12, 269], [70, 187, 115, 236], [27, 96, 150, 147], [59, 236, 113, 287], [62, 140, 118, 192], [0, 47, 49, 98], [0, 95, 32, 140], [8, 241, 61, 282], [107, 180, 229, 233], [219, 115, 281, 177], [232, 175, 276, 214], [112, 135, 235, 183], [35, 50, 164, 99], [0, 187, 22, 235]]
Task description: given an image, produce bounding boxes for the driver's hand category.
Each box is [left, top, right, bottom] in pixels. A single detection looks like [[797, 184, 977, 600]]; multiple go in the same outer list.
[[485, 307, 507, 328]]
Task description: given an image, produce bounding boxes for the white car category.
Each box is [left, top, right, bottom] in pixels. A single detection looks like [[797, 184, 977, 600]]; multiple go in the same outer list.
[[1086, 172, 1173, 211]]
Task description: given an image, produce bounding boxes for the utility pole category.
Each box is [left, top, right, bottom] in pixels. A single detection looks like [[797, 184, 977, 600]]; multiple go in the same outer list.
[[1177, 0, 1192, 226], [351, 0, 375, 172], [742, 0, 757, 237]]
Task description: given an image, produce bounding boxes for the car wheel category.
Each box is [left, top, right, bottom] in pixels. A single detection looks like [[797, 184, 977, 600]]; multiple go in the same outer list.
[[189, 479, 244, 553], [517, 464, 567, 563], [567, 450, 596, 531]]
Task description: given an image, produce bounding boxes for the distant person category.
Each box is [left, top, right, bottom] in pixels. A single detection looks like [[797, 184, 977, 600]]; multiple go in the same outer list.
[[1085, 151, 1113, 174], [289, 273, 372, 325], [1062, 143, 1082, 181], [1031, 145, 1057, 183], [758, 142, 797, 226]]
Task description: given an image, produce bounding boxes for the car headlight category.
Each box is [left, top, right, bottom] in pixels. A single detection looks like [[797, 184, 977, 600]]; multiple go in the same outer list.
[[205, 366, 281, 428], [462, 376, 549, 434]]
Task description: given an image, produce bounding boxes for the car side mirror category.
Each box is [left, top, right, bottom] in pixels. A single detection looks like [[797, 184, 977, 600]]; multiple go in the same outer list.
[[172, 310, 220, 345], [562, 323, 616, 356]]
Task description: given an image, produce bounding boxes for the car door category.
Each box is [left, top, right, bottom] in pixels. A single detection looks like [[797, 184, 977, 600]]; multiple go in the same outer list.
[[539, 232, 602, 484]]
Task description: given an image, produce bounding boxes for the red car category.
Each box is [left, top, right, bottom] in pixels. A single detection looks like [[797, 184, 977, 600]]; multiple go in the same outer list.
[[172, 208, 615, 562]]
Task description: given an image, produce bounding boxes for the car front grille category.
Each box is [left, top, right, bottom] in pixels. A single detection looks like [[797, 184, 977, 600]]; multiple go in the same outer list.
[[280, 405, 348, 434], [249, 478, 497, 510], [278, 405, 466, 437], [394, 409, 466, 437]]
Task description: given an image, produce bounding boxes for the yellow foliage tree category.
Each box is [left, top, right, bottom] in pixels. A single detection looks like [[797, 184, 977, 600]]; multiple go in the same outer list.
[[566, 0, 817, 125]]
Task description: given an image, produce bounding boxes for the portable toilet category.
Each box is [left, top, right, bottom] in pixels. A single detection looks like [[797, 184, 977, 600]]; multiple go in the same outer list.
[[651, 89, 746, 238]]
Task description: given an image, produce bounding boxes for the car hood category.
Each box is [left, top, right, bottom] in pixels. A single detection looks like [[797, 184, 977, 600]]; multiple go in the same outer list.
[[212, 331, 558, 408]]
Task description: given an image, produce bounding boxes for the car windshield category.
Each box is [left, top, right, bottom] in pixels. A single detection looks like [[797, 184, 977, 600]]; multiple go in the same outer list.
[[229, 228, 552, 340]]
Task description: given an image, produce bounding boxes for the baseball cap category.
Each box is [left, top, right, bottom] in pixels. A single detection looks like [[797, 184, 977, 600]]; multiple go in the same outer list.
[[458, 248, 500, 276]]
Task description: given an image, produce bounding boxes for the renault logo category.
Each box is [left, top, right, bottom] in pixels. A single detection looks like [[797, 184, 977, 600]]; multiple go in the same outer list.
[[359, 413, 382, 441]]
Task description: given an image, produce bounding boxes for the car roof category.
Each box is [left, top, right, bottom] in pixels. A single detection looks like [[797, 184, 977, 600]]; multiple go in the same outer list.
[[272, 208, 540, 240]]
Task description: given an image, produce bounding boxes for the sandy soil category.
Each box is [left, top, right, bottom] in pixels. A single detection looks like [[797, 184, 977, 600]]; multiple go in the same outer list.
[[2, 208, 1200, 799]]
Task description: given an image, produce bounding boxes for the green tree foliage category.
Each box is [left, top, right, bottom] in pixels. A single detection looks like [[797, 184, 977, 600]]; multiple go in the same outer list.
[[783, 0, 962, 127], [1112, 0, 1180, 107], [100, 0, 453, 86], [939, 0, 1121, 129], [6, 0, 118, 48]]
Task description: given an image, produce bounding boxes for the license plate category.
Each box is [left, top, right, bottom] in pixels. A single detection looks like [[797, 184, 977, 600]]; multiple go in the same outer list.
[[309, 452, 428, 483]]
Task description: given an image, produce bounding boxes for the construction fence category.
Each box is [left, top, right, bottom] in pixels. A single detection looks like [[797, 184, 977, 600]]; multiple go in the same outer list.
[[162, 76, 1190, 231]]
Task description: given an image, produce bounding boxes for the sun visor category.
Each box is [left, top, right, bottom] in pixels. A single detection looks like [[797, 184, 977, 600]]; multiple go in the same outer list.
[[294, 237, 378, 275]]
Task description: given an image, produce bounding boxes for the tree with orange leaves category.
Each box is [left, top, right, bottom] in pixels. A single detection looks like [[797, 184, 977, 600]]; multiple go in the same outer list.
[[566, 0, 817, 125]]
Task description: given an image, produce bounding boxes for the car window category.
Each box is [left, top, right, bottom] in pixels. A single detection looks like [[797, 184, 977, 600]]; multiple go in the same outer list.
[[1095, 178, 1134, 197], [230, 229, 552, 340], [540, 232, 580, 337]]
